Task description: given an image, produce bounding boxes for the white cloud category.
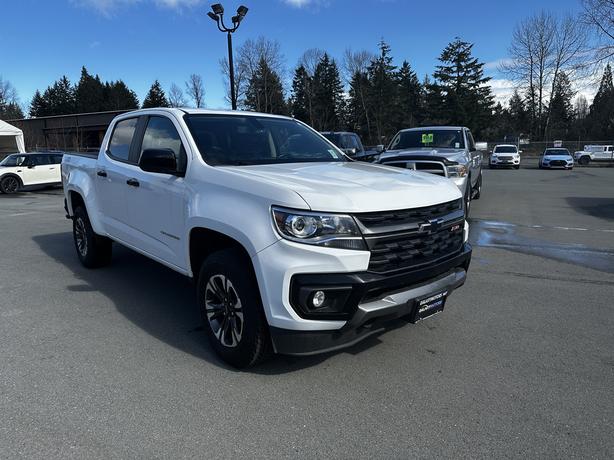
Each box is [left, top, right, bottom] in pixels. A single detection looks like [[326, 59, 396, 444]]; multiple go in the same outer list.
[[487, 78, 515, 105], [484, 58, 514, 71], [283, 0, 312, 6], [72, 0, 202, 16]]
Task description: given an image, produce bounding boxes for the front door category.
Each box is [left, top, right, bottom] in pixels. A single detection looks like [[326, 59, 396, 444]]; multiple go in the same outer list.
[[122, 115, 188, 269]]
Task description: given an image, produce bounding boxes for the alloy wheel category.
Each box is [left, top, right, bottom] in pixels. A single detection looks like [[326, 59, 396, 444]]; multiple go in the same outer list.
[[74, 217, 88, 257], [204, 274, 244, 348], [2, 177, 19, 194]]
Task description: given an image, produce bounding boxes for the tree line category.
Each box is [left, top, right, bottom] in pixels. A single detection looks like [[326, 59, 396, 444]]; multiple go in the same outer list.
[[26, 67, 206, 118], [2, 0, 612, 144]]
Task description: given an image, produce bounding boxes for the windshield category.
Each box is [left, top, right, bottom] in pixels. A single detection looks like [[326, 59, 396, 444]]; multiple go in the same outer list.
[[494, 146, 517, 154], [0, 154, 27, 167], [321, 133, 341, 146], [185, 115, 345, 166], [544, 149, 571, 156], [388, 129, 465, 150]]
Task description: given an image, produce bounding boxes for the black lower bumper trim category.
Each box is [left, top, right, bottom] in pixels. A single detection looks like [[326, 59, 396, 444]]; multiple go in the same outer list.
[[271, 244, 471, 356]]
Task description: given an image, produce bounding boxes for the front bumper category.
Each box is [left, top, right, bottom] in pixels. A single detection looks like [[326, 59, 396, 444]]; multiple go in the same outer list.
[[490, 157, 520, 167], [270, 243, 472, 355]]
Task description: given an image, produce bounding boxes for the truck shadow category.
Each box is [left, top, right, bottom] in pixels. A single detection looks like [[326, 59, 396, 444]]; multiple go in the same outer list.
[[565, 197, 614, 221], [32, 232, 391, 374]]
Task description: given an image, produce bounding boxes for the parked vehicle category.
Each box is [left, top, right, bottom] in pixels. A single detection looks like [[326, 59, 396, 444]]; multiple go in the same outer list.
[[0, 152, 63, 194], [573, 145, 614, 165], [62, 109, 472, 368], [539, 148, 574, 169], [490, 144, 521, 169], [377, 127, 483, 213]]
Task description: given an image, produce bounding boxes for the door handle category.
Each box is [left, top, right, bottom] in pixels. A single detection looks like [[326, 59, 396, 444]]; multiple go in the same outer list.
[[126, 178, 140, 187], [97, 170, 107, 177]]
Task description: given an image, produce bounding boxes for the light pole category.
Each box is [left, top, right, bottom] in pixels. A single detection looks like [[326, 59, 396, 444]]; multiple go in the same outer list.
[[207, 3, 248, 110]]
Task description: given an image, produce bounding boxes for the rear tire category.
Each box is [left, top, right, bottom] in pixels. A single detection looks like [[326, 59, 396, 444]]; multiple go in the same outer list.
[[578, 156, 589, 166], [514, 165, 520, 170], [72, 206, 112, 268], [0, 176, 21, 194], [198, 248, 271, 369]]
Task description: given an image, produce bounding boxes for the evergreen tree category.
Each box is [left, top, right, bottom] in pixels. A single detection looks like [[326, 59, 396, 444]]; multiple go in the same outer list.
[[547, 72, 575, 140], [432, 38, 494, 137], [29, 90, 47, 117], [587, 64, 614, 139], [290, 65, 311, 123], [311, 54, 345, 131], [105, 80, 139, 110], [2, 102, 24, 119], [142, 80, 170, 108], [346, 70, 372, 140], [366, 41, 398, 144], [508, 90, 529, 135], [395, 60, 422, 130], [244, 58, 287, 115], [75, 67, 106, 113], [41, 76, 76, 115]]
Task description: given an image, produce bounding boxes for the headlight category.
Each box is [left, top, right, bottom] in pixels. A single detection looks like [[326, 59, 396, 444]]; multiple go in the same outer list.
[[272, 207, 366, 250], [447, 164, 468, 177]]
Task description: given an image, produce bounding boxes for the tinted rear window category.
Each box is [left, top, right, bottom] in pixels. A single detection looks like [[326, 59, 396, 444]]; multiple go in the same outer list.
[[108, 118, 138, 162]]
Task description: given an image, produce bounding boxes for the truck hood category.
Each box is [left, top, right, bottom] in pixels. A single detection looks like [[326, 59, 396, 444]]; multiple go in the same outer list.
[[380, 148, 466, 163], [221, 162, 461, 213]]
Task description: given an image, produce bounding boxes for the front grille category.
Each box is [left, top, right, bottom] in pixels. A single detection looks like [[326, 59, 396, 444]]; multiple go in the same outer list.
[[550, 160, 567, 166], [354, 199, 465, 273], [499, 156, 513, 161], [355, 199, 462, 231], [382, 160, 446, 177]]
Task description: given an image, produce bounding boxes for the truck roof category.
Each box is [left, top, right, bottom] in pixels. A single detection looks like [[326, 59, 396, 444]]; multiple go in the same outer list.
[[398, 126, 467, 132], [116, 107, 295, 121]]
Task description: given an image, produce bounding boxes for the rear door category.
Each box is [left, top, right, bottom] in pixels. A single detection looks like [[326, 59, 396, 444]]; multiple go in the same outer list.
[[22, 155, 52, 185], [122, 114, 188, 269], [95, 116, 142, 241]]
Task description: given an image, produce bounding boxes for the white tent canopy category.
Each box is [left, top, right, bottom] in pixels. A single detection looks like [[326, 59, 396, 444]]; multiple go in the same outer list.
[[0, 120, 26, 154]]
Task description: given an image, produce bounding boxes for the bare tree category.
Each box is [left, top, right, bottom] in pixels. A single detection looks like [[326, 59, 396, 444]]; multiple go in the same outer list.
[[185, 74, 205, 108], [220, 37, 284, 108], [574, 94, 589, 119], [502, 11, 588, 139], [581, 0, 614, 62], [342, 48, 374, 82], [299, 48, 325, 77], [168, 83, 187, 108]]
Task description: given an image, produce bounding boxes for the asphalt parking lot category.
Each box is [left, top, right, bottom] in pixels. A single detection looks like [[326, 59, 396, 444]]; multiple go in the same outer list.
[[1, 162, 613, 459]]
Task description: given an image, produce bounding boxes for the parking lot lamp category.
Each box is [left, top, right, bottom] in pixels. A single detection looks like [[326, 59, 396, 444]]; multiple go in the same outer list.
[[207, 3, 249, 110]]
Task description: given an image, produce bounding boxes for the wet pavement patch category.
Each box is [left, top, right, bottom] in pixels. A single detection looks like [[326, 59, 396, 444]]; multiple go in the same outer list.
[[469, 218, 614, 274]]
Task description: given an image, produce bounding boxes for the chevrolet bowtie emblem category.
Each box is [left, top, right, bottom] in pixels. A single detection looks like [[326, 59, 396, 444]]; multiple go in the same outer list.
[[419, 218, 444, 233]]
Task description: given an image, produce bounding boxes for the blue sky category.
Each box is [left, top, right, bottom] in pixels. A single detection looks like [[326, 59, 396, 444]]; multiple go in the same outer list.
[[2, 0, 585, 111]]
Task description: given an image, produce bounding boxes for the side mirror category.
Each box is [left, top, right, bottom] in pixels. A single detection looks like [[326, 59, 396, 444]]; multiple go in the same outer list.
[[139, 148, 180, 175], [518, 150, 523, 154], [375, 144, 385, 153], [27, 163, 36, 169], [343, 148, 357, 156]]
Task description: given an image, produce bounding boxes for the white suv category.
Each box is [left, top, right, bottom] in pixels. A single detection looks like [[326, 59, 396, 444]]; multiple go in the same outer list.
[[490, 145, 520, 169], [0, 152, 63, 194]]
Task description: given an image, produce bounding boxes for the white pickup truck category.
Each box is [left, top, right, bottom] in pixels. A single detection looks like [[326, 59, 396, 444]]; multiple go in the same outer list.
[[573, 145, 614, 165], [62, 108, 472, 368]]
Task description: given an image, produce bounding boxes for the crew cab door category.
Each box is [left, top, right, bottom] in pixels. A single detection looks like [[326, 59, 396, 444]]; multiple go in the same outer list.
[[122, 115, 188, 270], [95, 116, 141, 241]]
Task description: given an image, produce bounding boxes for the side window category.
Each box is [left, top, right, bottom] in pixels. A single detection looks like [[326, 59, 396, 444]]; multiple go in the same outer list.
[[140, 116, 186, 171], [30, 155, 49, 166], [466, 130, 476, 151], [353, 135, 364, 152], [51, 155, 63, 164], [108, 118, 138, 162]]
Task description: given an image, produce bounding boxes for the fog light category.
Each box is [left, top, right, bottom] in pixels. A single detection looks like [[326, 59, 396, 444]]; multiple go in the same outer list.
[[312, 291, 326, 308]]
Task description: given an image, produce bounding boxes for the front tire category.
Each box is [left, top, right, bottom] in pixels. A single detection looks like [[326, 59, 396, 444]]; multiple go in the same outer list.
[[72, 206, 112, 268], [198, 248, 271, 368], [578, 156, 589, 166], [473, 171, 482, 200], [0, 176, 21, 194], [464, 179, 472, 217]]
